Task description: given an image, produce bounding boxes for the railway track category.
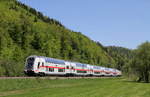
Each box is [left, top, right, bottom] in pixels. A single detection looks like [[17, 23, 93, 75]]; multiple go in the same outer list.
[[0, 76, 115, 79]]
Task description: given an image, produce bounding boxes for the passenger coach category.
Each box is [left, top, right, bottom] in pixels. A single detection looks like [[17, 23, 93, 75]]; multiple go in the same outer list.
[[24, 55, 122, 76]]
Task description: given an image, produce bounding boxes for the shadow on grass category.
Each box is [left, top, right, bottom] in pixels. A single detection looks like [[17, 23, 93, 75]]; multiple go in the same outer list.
[[121, 79, 150, 84]]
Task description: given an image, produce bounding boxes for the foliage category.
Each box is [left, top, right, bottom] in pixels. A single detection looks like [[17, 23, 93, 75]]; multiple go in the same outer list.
[[129, 42, 150, 83], [105, 46, 133, 70], [0, 0, 114, 76]]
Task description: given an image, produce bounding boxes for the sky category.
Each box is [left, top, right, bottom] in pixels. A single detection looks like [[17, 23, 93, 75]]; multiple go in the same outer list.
[[18, 0, 150, 49]]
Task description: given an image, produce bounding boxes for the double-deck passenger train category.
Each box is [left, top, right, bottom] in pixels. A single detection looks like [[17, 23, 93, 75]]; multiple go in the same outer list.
[[24, 55, 122, 77]]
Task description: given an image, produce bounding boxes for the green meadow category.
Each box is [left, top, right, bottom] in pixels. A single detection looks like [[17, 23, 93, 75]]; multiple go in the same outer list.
[[0, 78, 150, 97]]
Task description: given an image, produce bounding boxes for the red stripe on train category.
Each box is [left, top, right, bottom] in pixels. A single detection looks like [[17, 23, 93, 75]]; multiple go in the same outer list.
[[36, 66, 116, 74]]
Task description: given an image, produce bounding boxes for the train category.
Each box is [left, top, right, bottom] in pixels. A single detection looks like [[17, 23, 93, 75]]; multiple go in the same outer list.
[[24, 55, 122, 77]]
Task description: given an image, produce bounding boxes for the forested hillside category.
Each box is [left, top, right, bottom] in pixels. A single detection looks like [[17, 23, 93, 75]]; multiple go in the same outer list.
[[105, 46, 133, 70], [0, 0, 115, 76]]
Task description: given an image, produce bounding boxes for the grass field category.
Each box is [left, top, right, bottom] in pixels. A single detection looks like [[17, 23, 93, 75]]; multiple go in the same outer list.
[[0, 77, 150, 97]]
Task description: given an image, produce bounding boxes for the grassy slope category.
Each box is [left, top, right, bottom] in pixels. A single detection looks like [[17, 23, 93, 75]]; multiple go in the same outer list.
[[0, 78, 149, 97]]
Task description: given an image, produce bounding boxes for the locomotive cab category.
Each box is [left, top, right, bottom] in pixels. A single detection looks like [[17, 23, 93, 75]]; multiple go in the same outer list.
[[24, 56, 46, 76], [24, 56, 35, 75]]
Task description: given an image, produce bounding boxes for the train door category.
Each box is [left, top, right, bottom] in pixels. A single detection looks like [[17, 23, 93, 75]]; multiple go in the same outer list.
[[65, 62, 71, 74], [37, 58, 46, 73], [87, 65, 91, 75], [90, 66, 94, 75], [70, 62, 76, 74]]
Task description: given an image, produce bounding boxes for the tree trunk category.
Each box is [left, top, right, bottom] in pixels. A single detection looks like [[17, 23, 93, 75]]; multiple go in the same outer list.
[[144, 71, 149, 83]]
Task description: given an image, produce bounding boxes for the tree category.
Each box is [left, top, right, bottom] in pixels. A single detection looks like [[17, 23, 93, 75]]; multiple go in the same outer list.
[[131, 41, 150, 83]]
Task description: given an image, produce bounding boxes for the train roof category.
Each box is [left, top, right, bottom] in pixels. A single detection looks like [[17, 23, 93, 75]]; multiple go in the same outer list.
[[76, 63, 87, 67], [45, 58, 65, 64], [29, 55, 65, 64]]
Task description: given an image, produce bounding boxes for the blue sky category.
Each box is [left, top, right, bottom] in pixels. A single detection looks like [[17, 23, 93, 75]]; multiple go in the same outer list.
[[18, 0, 150, 49]]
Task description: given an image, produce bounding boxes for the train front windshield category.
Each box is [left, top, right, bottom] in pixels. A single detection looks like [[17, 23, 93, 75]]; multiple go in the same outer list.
[[26, 57, 35, 70]]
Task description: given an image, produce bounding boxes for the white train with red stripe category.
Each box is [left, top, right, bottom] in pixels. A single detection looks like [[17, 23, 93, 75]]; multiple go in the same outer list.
[[24, 55, 122, 76]]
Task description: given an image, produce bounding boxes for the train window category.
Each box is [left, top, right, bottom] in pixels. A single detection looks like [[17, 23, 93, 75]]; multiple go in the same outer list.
[[71, 67, 75, 72], [49, 68, 54, 72], [77, 70, 87, 73], [27, 57, 34, 67], [94, 72, 100, 74], [58, 69, 65, 72], [83, 71, 87, 73], [66, 66, 69, 69], [71, 67, 75, 71], [42, 62, 44, 67], [46, 67, 49, 71], [38, 62, 40, 69]]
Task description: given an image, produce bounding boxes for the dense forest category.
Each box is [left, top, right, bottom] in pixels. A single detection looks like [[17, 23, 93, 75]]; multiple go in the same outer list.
[[0, 0, 116, 76]]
